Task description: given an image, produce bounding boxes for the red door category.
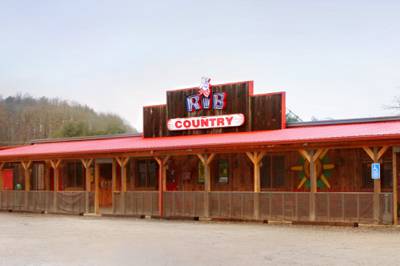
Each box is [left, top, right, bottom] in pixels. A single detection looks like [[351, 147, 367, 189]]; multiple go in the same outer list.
[[2, 169, 13, 190]]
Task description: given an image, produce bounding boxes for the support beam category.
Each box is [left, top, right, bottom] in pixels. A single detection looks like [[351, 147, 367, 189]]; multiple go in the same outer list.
[[21, 161, 32, 210], [197, 153, 215, 192], [81, 159, 93, 213], [116, 157, 129, 192], [393, 148, 398, 225], [246, 151, 266, 220], [112, 159, 117, 214], [246, 151, 266, 192], [48, 159, 62, 211], [197, 153, 215, 218], [21, 161, 32, 192], [298, 149, 328, 221], [94, 162, 100, 214], [81, 159, 93, 192], [362, 146, 389, 223], [155, 156, 170, 217], [363, 146, 389, 162], [115, 157, 130, 214]]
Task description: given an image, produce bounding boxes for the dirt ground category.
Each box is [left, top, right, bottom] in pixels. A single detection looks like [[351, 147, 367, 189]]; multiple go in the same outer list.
[[0, 212, 399, 266]]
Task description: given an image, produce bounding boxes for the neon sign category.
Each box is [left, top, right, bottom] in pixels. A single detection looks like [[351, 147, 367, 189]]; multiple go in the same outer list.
[[186, 77, 227, 112], [186, 92, 227, 112]]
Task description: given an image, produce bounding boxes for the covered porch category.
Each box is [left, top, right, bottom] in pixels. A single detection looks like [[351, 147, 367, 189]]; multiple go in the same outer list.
[[0, 144, 397, 225]]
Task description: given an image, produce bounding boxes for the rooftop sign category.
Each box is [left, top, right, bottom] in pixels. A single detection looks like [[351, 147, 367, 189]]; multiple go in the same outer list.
[[143, 80, 286, 138]]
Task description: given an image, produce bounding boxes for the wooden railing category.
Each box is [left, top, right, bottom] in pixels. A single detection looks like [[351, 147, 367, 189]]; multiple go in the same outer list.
[[164, 191, 206, 217], [0, 191, 392, 224], [113, 191, 159, 216], [0, 191, 94, 215], [161, 191, 392, 224], [315, 192, 392, 224]]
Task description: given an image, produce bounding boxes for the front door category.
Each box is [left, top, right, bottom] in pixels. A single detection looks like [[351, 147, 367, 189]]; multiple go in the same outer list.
[[99, 163, 112, 209]]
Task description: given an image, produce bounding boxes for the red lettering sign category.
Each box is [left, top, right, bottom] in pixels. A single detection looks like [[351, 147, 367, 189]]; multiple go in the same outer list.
[[167, 114, 245, 131]]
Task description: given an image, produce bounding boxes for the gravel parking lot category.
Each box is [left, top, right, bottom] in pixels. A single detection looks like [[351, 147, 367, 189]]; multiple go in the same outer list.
[[0, 212, 399, 266]]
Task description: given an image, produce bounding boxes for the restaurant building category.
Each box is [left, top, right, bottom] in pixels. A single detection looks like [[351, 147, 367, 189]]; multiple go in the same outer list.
[[0, 80, 399, 225]]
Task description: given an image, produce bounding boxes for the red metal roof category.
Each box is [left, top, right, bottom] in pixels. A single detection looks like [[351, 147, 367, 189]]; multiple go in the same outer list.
[[0, 120, 400, 160]]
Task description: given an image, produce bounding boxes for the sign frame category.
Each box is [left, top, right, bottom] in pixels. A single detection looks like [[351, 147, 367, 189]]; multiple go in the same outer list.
[[167, 113, 245, 131]]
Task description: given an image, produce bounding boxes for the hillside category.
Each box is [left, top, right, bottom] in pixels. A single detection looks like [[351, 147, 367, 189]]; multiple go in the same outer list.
[[0, 94, 136, 145]]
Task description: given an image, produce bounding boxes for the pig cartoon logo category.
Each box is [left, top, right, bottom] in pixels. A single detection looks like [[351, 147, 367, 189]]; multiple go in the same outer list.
[[199, 77, 211, 97]]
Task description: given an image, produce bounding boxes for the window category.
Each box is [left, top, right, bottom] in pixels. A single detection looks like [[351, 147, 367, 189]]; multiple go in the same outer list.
[[382, 162, 393, 189], [217, 159, 229, 184], [62, 161, 84, 189], [260, 156, 285, 189], [136, 160, 158, 188], [361, 161, 392, 189]]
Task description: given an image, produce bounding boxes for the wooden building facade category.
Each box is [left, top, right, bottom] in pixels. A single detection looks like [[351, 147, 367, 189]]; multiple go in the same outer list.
[[0, 80, 398, 225]]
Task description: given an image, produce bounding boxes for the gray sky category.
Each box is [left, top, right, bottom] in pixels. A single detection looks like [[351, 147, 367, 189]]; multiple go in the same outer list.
[[1, 0, 400, 130]]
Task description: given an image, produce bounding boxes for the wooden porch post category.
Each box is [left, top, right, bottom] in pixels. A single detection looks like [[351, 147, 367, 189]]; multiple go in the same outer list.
[[298, 149, 327, 221], [116, 157, 129, 214], [246, 151, 266, 220], [81, 159, 93, 213], [155, 156, 170, 217], [21, 161, 32, 192], [363, 146, 389, 223], [112, 159, 117, 214], [393, 147, 398, 225], [94, 162, 100, 214], [48, 159, 62, 211], [21, 161, 32, 210], [197, 153, 215, 218]]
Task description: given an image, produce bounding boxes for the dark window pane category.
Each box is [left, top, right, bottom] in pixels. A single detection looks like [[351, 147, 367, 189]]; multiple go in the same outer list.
[[260, 157, 271, 189], [382, 162, 392, 189], [217, 159, 229, 183], [272, 156, 285, 188], [136, 160, 158, 188], [361, 162, 373, 189], [148, 161, 157, 187], [260, 156, 285, 189], [137, 161, 147, 187], [76, 165, 83, 187], [63, 162, 84, 189]]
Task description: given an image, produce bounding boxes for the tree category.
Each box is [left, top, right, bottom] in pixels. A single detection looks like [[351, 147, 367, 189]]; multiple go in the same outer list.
[[0, 94, 136, 145], [286, 110, 302, 123]]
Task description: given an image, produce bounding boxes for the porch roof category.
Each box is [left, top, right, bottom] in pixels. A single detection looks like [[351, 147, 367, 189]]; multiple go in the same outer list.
[[1, 119, 400, 160]]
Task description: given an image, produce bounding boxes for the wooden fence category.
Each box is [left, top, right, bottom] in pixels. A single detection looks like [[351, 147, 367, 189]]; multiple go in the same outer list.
[[113, 191, 159, 216], [0, 191, 94, 215], [112, 191, 392, 224], [164, 191, 206, 217], [161, 191, 392, 224], [315, 192, 392, 224], [0, 191, 393, 224]]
